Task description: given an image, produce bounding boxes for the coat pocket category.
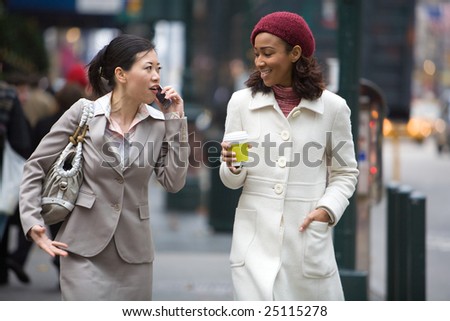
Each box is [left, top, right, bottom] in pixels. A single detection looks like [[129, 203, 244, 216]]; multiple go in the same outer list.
[[302, 221, 337, 278], [229, 208, 257, 268], [74, 190, 96, 209]]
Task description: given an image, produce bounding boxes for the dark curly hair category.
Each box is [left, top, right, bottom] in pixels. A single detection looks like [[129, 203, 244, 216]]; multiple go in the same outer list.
[[245, 42, 326, 100]]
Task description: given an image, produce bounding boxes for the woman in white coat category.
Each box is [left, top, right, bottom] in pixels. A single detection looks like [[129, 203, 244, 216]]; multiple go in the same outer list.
[[220, 11, 359, 300]]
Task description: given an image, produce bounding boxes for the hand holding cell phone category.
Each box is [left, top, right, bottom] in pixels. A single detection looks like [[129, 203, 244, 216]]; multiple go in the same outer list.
[[156, 85, 172, 109]]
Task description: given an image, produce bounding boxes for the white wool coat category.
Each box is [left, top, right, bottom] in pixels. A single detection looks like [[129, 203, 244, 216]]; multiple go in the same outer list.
[[220, 88, 359, 301]]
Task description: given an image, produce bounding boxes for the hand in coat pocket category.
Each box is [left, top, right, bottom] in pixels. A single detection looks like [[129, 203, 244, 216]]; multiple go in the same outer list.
[[299, 208, 332, 231]]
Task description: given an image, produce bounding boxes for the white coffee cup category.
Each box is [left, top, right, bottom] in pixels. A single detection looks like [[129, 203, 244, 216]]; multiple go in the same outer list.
[[223, 131, 249, 167]]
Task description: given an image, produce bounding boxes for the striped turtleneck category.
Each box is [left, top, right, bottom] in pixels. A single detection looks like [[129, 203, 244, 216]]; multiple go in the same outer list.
[[272, 85, 301, 117]]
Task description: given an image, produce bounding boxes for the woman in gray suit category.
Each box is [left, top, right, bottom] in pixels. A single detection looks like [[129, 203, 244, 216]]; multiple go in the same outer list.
[[19, 34, 189, 300]]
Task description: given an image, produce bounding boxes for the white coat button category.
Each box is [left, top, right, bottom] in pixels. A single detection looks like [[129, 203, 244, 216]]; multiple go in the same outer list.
[[113, 204, 120, 211], [280, 130, 290, 141], [274, 184, 284, 194], [292, 110, 301, 118], [278, 157, 287, 168]]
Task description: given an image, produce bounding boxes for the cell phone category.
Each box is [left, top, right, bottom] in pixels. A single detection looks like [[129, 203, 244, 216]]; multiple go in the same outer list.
[[156, 85, 172, 109]]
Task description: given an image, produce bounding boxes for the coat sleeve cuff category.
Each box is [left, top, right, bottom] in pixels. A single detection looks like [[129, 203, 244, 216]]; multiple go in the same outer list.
[[219, 162, 247, 189], [315, 195, 349, 226]]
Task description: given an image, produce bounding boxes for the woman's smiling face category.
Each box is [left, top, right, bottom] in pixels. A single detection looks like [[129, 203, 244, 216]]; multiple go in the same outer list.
[[253, 32, 295, 87]]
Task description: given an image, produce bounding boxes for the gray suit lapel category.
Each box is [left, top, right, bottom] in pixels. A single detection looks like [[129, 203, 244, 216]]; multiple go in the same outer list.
[[90, 115, 123, 176], [123, 120, 152, 171]]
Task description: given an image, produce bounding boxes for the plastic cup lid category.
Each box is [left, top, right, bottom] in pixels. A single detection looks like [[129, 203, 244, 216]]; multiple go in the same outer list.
[[223, 131, 248, 141]]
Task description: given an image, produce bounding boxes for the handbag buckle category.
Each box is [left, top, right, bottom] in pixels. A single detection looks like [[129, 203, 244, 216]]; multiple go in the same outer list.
[[59, 181, 68, 191]]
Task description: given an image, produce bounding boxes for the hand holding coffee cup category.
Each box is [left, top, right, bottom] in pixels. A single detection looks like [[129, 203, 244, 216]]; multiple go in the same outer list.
[[221, 131, 250, 173]]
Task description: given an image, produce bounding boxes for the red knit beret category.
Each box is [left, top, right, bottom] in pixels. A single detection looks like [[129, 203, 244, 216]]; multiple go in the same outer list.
[[250, 11, 315, 57]]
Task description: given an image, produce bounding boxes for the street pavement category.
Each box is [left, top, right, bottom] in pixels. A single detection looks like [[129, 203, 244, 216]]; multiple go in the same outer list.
[[1, 137, 449, 301]]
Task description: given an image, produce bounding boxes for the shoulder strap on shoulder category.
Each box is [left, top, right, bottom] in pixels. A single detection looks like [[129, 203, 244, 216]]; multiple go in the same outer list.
[[69, 99, 94, 146]]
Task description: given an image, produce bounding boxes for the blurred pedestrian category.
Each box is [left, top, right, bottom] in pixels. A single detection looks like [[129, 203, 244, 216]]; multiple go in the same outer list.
[[65, 63, 94, 99], [4, 72, 30, 109], [34, 82, 86, 149], [66, 63, 88, 89], [220, 11, 359, 300], [0, 80, 32, 285], [19, 33, 189, 300], [22, 74, 58, 128]]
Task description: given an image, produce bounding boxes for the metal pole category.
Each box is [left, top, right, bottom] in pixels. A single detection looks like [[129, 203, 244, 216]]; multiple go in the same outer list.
[[386, 182, 400, 300], [408, 191, 426, 300], [396, 185, 413, 300], [335, 0, 367, 301], [335, 0, 361, 271]]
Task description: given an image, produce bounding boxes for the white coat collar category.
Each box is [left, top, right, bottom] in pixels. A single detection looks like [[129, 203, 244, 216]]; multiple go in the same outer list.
[[248, 90, 324, 114], [93, 92, 165, 120]]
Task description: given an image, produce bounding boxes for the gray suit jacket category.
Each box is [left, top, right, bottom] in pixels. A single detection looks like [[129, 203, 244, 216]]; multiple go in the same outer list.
[[19, 93, 189, 263]]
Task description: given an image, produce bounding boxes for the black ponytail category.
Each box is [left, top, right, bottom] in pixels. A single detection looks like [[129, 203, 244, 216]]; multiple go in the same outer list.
[[87, 46, 109, 98]]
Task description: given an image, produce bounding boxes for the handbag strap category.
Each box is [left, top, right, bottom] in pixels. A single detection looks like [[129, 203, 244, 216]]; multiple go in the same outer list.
[[55, 100, 94, 178], [69, 99, 94, 146]]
